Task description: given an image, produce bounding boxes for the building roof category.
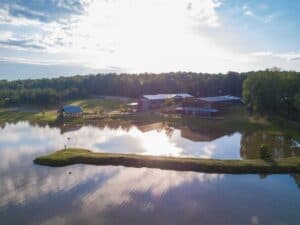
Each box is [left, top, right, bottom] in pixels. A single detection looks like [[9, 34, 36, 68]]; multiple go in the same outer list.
[[127, 102, 139, 106], [142, 93, 193, 100], [176, 107, 219, 113], [61, 105, 83, 113], [198, 95, 241, 103]]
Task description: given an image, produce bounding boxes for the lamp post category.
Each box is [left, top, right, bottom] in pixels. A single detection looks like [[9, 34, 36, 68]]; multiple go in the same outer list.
[[65, 136, 71, 149]]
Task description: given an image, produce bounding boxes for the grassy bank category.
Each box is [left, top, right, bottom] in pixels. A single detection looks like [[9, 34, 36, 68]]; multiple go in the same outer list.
[[1, 103, 299, 142], [0, 98, 129, 125], [67, 98, 129, 114], [34, 149, 300, 174], [0, 108, 57, 124]]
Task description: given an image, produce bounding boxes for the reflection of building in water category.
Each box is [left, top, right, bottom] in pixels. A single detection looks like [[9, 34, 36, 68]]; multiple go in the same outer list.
[[60, 124, 82, 134], [136, 122, 229, 142], [240, 131, 300, 159], [181, 127, 227, 142], [136, 122, 166, 132]]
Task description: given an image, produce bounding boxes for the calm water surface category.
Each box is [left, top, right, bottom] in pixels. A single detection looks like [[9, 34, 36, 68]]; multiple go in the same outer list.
[[0, 122, 300, 225]]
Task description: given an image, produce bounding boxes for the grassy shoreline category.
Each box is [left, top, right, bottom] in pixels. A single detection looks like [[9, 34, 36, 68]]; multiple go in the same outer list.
[[1, 102, 300, 141], [0, 98, 130, 125], [34, 149, 300, 174]]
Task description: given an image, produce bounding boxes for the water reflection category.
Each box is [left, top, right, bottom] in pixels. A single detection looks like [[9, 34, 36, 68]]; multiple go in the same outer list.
[[0, 122, 300, 225], [1, 164, 300, 225], [241, 131, 300, 159], [0, 122, 242, 161], [0, 122, 299, 167]]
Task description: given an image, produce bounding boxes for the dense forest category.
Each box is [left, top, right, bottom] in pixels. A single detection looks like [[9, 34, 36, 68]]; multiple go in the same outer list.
[[0, 72, 245, 106], [243, 71, 300, 120]]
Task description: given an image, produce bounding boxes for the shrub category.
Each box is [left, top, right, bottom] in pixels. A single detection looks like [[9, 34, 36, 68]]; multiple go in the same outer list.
[[257, 144, 272, 161]]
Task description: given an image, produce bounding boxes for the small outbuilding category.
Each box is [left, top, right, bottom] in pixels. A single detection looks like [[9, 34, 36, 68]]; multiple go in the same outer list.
[[127, 102, 139, 112], [57, 105, 83, 118]]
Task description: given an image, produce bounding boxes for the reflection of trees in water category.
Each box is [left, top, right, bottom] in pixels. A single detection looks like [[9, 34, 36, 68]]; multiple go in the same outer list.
[[240, 132, 300, 159], [291, 174, 300, 188], [59, 121, 135, 134], [164, 125, 175, 138], [257, 173, 300, 189], [258, 173, 269, 179]]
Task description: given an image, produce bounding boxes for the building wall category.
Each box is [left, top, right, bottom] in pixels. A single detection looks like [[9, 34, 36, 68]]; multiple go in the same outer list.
[[63, 112, 83, 117], [138, 99, 150, 111], [175, 108, 218, 117], [197, 99, 241, 109]]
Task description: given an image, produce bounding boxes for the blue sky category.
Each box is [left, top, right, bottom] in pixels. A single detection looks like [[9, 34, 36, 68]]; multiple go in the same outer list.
[[0, 0, 300, 80]]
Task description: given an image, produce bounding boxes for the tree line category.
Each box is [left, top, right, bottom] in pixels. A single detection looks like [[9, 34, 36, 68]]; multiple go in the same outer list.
[[0, 72, 245, 106], [243, 71, 300, 120]]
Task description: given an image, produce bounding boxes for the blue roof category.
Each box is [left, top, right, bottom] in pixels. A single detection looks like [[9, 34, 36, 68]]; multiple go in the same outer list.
[[62, 105, 83, 113], [143, 93, 193, 100], [198, 95, 241, 103], [176, 107, 219, 113]]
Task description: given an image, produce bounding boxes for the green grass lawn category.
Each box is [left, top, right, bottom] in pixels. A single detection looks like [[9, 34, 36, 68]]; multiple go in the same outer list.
[[0, 98, 129, 124], [34, 148, 300, 174], [68, 98, 128, 113], [0, 108, 57, 124]]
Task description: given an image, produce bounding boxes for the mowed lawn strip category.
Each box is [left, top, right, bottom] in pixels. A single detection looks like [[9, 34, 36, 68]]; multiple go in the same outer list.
[[34, 149, 300, 174]]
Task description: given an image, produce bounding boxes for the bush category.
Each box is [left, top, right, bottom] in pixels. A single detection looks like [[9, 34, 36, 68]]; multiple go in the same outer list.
[[257, 144, 272, 161]]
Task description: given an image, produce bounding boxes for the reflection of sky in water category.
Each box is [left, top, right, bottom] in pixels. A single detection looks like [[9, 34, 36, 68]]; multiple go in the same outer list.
[[0, 122, 243, 162], [1, 122, 300, 225], [1, 164, 300, 225], [173, 132, 242, 159]]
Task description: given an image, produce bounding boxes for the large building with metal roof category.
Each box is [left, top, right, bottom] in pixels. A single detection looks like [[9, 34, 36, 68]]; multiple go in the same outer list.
[[139, 93, 193, 111]]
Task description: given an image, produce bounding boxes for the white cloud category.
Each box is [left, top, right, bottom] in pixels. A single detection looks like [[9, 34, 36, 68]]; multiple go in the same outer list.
[[241, 4, 277, 23], [252, 51, 300, 61], [1, 0, 298, 74], [0, 31, 12, 40], [244, 10, 253, 16], [242, 5, 254, 16], [0, 56, 69, 65], [0, 7, 39, 26], [1, 0, 251, 73]]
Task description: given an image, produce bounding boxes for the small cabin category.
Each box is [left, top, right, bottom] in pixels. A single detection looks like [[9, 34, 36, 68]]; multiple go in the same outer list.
[[127, 102, 139, 112], [57, 105, 83, 118]]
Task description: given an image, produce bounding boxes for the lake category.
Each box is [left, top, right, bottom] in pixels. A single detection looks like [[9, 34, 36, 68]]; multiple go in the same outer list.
[[0, 122, 300, 225]]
